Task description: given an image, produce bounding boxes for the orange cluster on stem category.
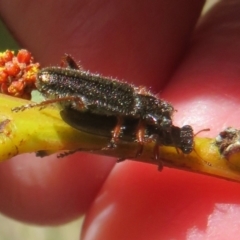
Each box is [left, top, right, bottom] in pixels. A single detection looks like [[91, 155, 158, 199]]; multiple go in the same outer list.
[[0, 49, 40, 99]]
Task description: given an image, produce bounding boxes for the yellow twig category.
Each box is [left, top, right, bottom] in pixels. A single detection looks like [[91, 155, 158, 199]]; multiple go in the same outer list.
[[0, 94, 240, 182]]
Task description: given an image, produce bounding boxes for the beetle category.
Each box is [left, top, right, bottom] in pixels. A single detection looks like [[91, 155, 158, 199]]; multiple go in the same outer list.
[[11, 54, 210, 170]]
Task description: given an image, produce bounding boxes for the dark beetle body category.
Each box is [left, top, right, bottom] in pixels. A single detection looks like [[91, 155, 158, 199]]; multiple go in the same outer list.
[[37, 67, 174, 130]]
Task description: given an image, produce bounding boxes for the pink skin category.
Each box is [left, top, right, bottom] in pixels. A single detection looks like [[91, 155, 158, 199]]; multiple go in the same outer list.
[[1, 0, 240, 239]]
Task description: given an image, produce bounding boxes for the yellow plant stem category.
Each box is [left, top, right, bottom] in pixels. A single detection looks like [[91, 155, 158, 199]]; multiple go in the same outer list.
[[0, 94, 240, 182]]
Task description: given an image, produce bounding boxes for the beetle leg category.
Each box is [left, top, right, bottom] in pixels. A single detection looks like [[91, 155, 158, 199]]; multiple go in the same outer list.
[[12, 96, 85, 112], [61, 54, 83, 70], [57, 149, 83, 158], [152, 135, 163, 171], [101, 117, 123, 150], [109, 117, 123, 148], [135, 120, 145, 158]]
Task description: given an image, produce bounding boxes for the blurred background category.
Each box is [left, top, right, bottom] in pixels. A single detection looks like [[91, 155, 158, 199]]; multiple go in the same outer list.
[[0, 1, 218, 239]]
